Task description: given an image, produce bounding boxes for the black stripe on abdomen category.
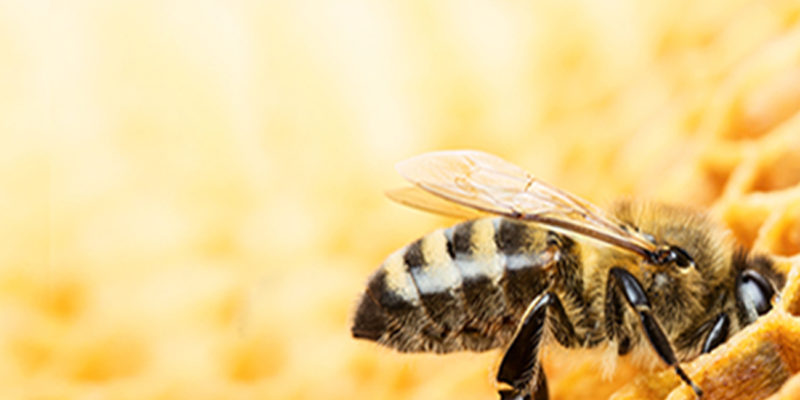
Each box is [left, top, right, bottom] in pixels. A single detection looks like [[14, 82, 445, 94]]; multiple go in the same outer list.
[[501, 261, 549, 316], [459, 274, 513, 350], [452, 220, 474, 255], [494, 219, 530, 255]]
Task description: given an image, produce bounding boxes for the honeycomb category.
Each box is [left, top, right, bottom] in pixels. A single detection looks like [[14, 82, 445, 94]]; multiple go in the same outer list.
[[2, 1, 800, 400]]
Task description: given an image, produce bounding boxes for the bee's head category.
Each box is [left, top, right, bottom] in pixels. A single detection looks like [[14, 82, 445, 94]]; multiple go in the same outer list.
[[606, 200, 739, 331], [612, 201, 732, 294]]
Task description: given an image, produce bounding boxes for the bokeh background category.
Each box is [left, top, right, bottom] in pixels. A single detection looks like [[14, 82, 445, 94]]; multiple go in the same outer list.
[[4, 1, 800, 399]]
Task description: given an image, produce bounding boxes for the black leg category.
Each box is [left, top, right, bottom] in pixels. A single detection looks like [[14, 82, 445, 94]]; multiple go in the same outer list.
[[701, 313, 730, 354], [608, 267, 703, 397], [604, 280, 633, 356], [496, 292, 576, 400], [498, 364, 545, 400]]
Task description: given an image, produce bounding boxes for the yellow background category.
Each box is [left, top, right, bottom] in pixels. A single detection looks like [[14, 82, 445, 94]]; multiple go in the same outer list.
[[3, 1, 800, 399]]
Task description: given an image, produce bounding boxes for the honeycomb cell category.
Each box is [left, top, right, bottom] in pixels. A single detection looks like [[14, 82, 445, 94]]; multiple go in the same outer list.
[[728, 68, 800, 140], [778, 262, 800, 317], [696, 145, 742, 203], [760, 201, 800, 257], [748, 146, 800, 193], [720, 201, 772, 248]]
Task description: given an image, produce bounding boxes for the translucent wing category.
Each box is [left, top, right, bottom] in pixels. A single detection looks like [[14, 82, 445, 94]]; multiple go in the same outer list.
[[386, 186, 487, 220], [393, 150, 658, 258]]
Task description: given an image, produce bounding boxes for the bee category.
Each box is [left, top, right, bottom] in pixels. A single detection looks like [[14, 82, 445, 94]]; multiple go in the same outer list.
[[351, 150, 785, 399]]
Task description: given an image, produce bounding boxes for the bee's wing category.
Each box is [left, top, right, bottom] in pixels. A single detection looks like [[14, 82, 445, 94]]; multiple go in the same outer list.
[[394, 150, 658, 257], [386, 186, 488, 220]]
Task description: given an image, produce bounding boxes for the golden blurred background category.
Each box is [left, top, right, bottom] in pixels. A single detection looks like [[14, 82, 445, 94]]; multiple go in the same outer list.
[[4, 1, 800, 399]]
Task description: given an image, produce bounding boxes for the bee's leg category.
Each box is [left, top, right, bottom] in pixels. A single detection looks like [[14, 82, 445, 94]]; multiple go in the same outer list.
[[497, 364, 543, 400], [701, 313, 730, 354], [607, 267, 703, 397], [496, 292, 576, 400]]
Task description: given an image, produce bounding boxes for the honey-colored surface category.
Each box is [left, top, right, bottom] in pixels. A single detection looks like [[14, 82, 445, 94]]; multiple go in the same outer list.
[[4, 1, 800, 399]]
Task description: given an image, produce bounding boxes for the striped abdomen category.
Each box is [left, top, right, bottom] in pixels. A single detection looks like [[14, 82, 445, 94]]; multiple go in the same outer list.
[[352, 217, 577, 353]]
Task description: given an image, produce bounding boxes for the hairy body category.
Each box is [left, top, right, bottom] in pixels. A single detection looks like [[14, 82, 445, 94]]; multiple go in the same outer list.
[[351, 151, 784, 399], [354, 201, 780, 362]]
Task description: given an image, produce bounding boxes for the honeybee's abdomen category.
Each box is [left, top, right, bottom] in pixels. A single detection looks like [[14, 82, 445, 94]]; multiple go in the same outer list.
[[352, 218, 561, 353]]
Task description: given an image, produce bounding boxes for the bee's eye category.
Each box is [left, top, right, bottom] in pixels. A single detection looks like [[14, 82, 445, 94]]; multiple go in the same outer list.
[[738, 270, 775, 318]]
